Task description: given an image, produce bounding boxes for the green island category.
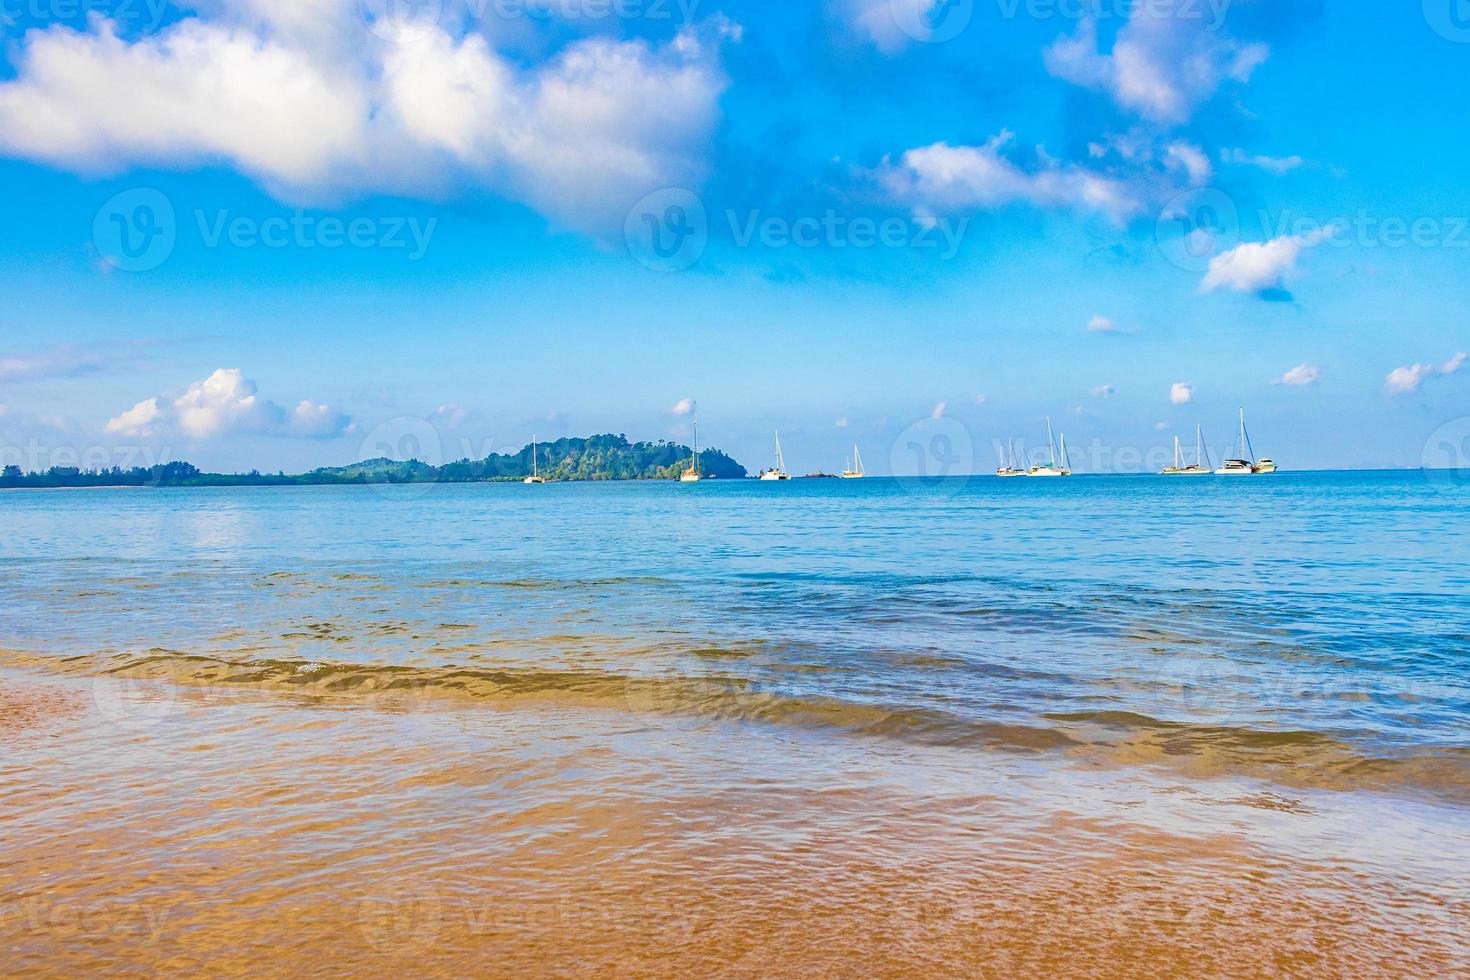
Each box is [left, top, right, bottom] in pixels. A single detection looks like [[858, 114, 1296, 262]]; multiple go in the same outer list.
[[0, 434, 747, 488]]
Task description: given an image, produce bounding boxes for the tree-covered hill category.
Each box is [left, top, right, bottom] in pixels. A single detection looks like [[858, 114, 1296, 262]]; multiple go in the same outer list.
[[0, 434, 746, 488]]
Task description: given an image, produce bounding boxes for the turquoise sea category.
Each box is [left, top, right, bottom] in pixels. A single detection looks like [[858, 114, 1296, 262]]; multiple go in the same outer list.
[[4, 470, 1469, 800]]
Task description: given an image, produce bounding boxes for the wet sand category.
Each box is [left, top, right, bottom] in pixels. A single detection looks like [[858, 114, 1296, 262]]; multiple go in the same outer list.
[[3, 666, 1467, 977]]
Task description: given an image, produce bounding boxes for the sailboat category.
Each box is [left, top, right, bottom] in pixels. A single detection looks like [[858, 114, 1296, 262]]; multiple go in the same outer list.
[[1215, 409, 1263, 475], [996, 437, 1026, 477], [1163, 425, 1213, 475], [840, 444, 865, 479], [1027, 418, 1071, 477], [679, 406, 703, 482], [523, 435, 546, 484], [759, 431, 792, 480]]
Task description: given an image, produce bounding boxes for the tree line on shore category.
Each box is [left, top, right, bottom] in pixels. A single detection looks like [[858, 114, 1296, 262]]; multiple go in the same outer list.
[[0, 434, 747, 488]]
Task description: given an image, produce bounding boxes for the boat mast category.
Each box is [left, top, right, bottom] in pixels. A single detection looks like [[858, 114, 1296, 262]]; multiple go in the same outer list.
[[1241, 408, 1256, 464], [532, 435, 538, 479], [774, 431, 785, 473], [1045, 417, 1057, 467], [1173, 436, 1182, 470], [690, 405, 699, 473], [1059, 433, 1070, 473], [1195, 425, 1203, 468]]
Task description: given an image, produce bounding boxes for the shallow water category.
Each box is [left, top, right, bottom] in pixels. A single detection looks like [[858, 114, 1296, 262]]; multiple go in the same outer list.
[[3, 473, 1469, 973]]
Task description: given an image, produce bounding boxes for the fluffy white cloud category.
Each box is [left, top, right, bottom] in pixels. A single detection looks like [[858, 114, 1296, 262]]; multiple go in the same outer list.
[[105, 369, 350, 439], [1385, 352, 1467, 396], [670, 397, 695, 415], [1090, 384, 1116, 398], [1223, 148, 1306, 175], [1044, 5, 1268, 124], [834, 416, 849, 428], [878, 133, 1148, 224], [843, 0, 956, 54], [1273, 363, 1321, 386], [1201, 228, 1333, 296], [1087, 315, 1122, 334], [0, 13, 735, 236], [433, 404, 475, 429], [1170, 382, 1193, 404]]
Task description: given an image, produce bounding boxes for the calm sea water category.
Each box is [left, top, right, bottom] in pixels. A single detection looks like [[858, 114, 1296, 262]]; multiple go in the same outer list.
[[5, 471, 1470, 974], [4, 470, 1469, 799]]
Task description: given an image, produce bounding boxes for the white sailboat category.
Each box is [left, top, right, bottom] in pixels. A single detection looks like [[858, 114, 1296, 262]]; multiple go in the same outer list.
[[996, 437, 1026, 477], [523, 435, 546, 484], [680, 406, 703, 482], [840, 444, 865, 479], [1163, 425, 1213, 475], [759, 431, 792, 480], [1027, 418, 1071, 477], [1216, 409, 1259, 475]]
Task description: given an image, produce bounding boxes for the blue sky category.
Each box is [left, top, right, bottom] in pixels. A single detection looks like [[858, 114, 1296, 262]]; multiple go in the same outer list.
[[1, 0, 1468, 474]]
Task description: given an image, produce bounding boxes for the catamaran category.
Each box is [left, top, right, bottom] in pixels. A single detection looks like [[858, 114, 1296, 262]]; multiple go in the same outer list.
[[996, 437, 1026, 477], [759, 431, 792, 480], [840, 444, 865, 479], [523, 435, 546, 484], [1163, 425, 1213, 475], [1027, 418, 1071, 477], [1215, 409, 1267, 475], [680, 406, 703, 482]]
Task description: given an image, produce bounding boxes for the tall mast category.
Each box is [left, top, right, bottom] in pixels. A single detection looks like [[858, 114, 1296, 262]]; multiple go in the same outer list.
[[690, 404, 699, 471], [1046, 417, 1057, 466], [1174, 436, 1181, 469], [1059, 433, 1070, 472], [1241, 408, 1256, 463], [1195, 425, 1203, 467], [774, 431, 785, 472], [532, 435, 538, 479]]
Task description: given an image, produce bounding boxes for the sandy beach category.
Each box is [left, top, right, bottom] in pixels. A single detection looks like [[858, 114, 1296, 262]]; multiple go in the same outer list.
[[4, 663, 1467, 977]]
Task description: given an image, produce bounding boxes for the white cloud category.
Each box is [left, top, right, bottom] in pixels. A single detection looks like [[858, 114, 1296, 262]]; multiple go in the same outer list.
[[0, 340, 152, 382], [1385, 352, 1467, 396], [1164, 142, 1212, 186], [1087, 315, 1123, 334], [1044, 4, 1268, 124], [433, 404, 474, 429], [104, 397, 163, 437], [843, 0, 954, 54], [931, 400, 947, 419], [670, 397, 695, 416], [1223, 148, 1306, 175], [106, 368, 350, 439], [1170, 382, 1193, 405], [1201, 228, 1333, 296], [878, 133, 1147, 224], [834, 416, 849, 428], [1273, 363, 1321, 386], [1090, 384, 1116, 398], [1154, 421, 1169, 430], [0, 14, 735, 236]]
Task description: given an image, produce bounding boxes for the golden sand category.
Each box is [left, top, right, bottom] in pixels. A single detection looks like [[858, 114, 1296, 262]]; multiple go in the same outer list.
[[2, 667, 1467, 977]]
